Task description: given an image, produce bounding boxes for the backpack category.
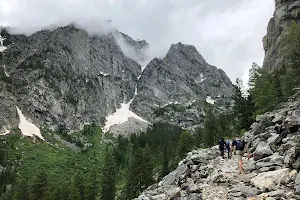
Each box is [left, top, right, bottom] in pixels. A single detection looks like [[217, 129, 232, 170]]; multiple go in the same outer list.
[[236, 140, 244, 150], [225, 140, 230, 148], [219, 139, 225, 150]]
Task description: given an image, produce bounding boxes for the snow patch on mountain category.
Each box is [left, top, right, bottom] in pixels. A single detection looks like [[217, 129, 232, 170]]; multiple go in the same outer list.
[[194, 73, 206, 84], [161, 101, 180, 107], [0, 35, 7, 52], [102, 99, 148, 133], [200, 73, 205, 83], [3, 65, 9, 77], [206, 96, 216, 104], [134, 85, 138, 96], [97, 71, 110, 77], [16, 107, 44, 140]]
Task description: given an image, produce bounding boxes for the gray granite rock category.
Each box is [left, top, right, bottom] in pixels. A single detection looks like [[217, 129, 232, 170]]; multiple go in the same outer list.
[[263, 0, 300, 71], [0, 26, 144, 134], [130, 42, 234, 131]]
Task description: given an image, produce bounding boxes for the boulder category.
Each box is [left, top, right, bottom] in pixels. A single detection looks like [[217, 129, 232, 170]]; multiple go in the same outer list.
[[211, 173, 227, 183], [188, 147, 219, 165], [267, 133, 278, 145], [250, 138, 261, 153], [258, 167, 273, 173], [229, 192, 243, 197], [258, 131, 272, 141], [268, 190, 286, 199], [278, 142, 294, 156], [289, 169, 298, 181], [295, 184, 300, 195], [265, 197, 276, 200], [256, 162, 275, 169], [292, 156, 300, 171], [284, 146, 295, 167], [165, 186, 181, 199], [151, 194, 166, 200], [198, 165, 213, 178], [245, 160, 256, 172], [269, 153, 284, 166], [191, 171, 201, 182], [161, 164, 189, 186], [244, 131, 254, 143], [285, 109, 300, 126], [228, 185, 259, 197], [188, 193, 202, 200], [252, 117, 273, 135], [161, 171, 178, 186], [257, 193, 269, 200], [272, 109, 287, 123], [295, 173, 300, 185], [137, 194, 153, 200], [187, 184, 200, 194], [190, 165, 199, 173], [253, 141, 273, 161], [250, 168, 290, 191]]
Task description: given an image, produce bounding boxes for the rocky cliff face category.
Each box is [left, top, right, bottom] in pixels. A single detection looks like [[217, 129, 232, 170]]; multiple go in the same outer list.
[[0, 26, 234, 135], [0, 25, 145, 133], [131, 43, 234, 131], [263, 0, 300, 71], [136, 99, 300, 200]]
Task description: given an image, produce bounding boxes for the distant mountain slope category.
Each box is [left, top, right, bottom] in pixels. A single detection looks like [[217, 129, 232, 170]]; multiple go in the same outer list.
[[131, 43, 234, 130], [0, 25, 234, 135], [0, 25, 147, 134]]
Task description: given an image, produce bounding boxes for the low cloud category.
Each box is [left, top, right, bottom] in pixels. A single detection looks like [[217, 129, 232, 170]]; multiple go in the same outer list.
[[0, 0, 275, 82]]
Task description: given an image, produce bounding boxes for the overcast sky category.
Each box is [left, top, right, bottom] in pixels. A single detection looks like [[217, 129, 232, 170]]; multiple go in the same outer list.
[[0, 0, 275, 83]]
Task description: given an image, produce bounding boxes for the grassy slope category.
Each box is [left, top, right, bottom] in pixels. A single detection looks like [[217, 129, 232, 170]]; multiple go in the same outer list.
[[1, 125, 113, 187]]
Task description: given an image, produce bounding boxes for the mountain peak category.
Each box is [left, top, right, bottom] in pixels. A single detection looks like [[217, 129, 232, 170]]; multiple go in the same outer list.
[[169, 42, 196, 51], [166, 42, 207, 65]]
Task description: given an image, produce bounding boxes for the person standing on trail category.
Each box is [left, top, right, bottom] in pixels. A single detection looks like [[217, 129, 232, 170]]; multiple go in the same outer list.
[[225, 139, 231, 159], [218, 138, 226, 159], [231, 137, 248, 174]]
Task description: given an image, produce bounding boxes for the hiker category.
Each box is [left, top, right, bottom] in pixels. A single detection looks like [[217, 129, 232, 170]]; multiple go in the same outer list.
[[218, 138, 226, 159], [225, 139, 231, 159], [231, 137, 248, 174]]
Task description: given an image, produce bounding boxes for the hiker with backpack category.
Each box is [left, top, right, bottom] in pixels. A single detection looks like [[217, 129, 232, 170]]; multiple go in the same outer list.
[[218, 138, 226, 159], [225, 139, 231, 159], [231, 137, 248, 174]]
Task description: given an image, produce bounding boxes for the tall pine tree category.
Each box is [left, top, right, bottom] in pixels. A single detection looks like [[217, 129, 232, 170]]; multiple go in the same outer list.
[[280, 22, 300, 97], [73, 172, 85, 199], [233, 78, 255, 130], [176, 131, 194, 158], [142, 144, 154, 186], [84, 171, 98, 200], [123, 145, 154, 200], [161, 145, 169, 178], [100, 150, 117, 200], [203, 106, 218, 147], [29, 171, 49, 200], [68, 180, 81, 200], [13, 180, 29, 200]]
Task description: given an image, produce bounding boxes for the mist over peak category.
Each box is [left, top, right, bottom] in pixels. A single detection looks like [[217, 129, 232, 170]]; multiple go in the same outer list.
[[0, 0, 275, 81]]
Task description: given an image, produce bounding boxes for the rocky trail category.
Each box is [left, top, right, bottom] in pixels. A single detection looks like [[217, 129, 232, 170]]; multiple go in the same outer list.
[[202, 156, 247, 200], [136, 99, 300, 200]]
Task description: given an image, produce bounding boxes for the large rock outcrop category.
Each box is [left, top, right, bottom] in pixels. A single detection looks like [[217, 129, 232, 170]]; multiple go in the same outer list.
[[263, 0, 300, 71], [0, 25, 146, 133], [131, 43, 234, 131]]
